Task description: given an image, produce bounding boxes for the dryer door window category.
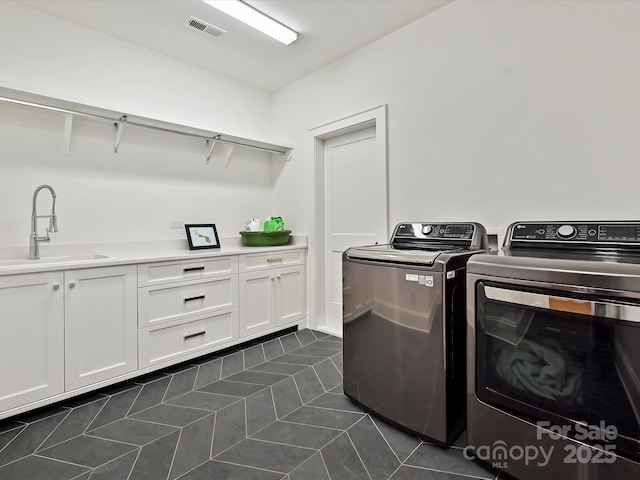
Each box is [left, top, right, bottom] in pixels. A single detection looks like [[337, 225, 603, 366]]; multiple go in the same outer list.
[[475, 282, 640, 462]]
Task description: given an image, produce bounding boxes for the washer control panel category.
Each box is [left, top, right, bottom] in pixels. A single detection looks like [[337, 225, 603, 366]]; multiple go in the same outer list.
[[393, 223, 475, 241], [509, 222, 640, 245]]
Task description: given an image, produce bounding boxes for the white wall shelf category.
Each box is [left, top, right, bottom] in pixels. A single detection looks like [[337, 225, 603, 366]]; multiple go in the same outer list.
[[0, 89, 293, 169]]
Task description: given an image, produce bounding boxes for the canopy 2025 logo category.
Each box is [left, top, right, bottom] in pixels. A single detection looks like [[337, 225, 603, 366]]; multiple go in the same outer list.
[[463, 421, 618, 469]]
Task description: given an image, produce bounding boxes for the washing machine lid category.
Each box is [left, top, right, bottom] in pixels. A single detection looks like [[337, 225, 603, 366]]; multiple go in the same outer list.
[[345, 243, 462, 265]]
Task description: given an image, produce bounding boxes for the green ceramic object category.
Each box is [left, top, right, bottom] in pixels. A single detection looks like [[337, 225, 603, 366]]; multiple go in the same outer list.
[[239, 230, 291, 246]]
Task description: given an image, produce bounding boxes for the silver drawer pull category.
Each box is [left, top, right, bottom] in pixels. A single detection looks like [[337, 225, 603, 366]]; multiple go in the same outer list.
[[267, 257, 283, 263], [184, 331, 206, 340], [68, 281, 76, 289], [53, 283, 60, 291], [183, 266, 205, 273], [184, 295, 205, 303]]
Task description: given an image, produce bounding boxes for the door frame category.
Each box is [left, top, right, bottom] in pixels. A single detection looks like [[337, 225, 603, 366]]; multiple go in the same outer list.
[[310, 104, 388, 335]]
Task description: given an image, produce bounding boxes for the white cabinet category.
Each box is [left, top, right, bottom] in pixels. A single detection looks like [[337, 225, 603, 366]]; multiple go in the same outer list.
[[139, 309, 239, 367], [138, 256, 236, 287], [138, 276, 238, 328], [239, 249, 305, 271], [0, 266, 136, 411], [65, 266, 138, 390], [137, 257, 239, 367], [0, 272, 64, 412], [239, 250, 306, 337], [239, 269, 276, 335], [275, 265, 306, 326], [0, 246, 306, 420]]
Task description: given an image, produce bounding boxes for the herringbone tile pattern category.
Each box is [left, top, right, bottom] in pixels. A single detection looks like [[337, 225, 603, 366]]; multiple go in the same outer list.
[[0, 329, 499, 480]]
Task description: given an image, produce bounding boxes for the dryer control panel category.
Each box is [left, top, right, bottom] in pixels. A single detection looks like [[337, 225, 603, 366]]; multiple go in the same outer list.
[[507, 221, 640, 247]]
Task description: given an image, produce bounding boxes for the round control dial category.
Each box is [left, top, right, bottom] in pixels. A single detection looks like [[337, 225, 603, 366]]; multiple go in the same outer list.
[[421, 225, 433, 235], [557, 225, 577, 239]]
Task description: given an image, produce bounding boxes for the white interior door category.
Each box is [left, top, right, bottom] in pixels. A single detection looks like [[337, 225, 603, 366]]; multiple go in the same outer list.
[[323, 124, 387, 335]]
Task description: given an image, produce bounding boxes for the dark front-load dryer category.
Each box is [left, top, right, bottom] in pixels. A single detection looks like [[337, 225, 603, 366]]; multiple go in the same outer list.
[[343, 222, 488, 445], [467, 221, 640, 480]]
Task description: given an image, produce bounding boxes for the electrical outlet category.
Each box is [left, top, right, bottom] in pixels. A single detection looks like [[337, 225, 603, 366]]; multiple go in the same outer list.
[[169, 220, 184, 229]]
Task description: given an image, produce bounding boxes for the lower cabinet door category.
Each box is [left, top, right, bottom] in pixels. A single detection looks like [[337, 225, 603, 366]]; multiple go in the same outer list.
[[138, 309, 239, 367], [0, 272, 64, 413], [275, 265, 306, 326], [65, 265, 138, 391], [239, 270, 276, 337]]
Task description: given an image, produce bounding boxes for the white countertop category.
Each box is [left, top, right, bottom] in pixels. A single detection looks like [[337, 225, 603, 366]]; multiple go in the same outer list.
[[0, 235, 308, 276]]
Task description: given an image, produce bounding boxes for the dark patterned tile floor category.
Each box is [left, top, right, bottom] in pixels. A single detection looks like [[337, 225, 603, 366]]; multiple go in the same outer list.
[[0, 328, 500, 480]]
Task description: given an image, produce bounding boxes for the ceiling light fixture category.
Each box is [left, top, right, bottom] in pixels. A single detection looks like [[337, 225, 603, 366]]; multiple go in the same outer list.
[[202, 0, 297, 45]]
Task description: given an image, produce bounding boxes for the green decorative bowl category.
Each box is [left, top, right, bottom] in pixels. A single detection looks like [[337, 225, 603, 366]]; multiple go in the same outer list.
[[240, 230, 292, 247]]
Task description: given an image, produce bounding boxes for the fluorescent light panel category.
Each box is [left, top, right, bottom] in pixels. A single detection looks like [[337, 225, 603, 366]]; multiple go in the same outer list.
[[202, 0, 297, 45]]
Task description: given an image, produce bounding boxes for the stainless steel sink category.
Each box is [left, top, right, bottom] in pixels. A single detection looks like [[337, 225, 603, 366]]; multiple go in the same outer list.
[[0, 254, 110, 267]]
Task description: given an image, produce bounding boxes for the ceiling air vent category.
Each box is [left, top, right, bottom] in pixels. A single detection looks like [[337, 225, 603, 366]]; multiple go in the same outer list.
[[185, 16, 226, 38]]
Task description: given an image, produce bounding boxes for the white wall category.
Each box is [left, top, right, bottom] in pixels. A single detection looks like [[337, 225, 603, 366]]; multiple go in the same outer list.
[[0, 2, 272, 137], [4, 0, 640, 328], [0, 2, 280, 249], [271, 0, 640, 328], [0, 103, 275, 247]]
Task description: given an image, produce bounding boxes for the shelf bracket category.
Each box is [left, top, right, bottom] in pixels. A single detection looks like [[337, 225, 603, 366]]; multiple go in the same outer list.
[[62, 113, 73, 156], [114, 115, 127, 153], [217, 144, 234, 171], [284, 147, 293, 162], [271, 147, 293, 163], [206, 135, 234, 171], [206, 135, 219, 165]]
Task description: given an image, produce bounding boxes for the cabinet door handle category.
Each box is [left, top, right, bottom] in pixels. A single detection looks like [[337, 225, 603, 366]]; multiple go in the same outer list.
[[53, 282, 60, 291], [267, 257, 283, 263], [184, 295, 205, 303], [183, 266, 205, 273], [184, 331, 206, 340], [277, 274, 281, 279], [68, 281, 76, 289]]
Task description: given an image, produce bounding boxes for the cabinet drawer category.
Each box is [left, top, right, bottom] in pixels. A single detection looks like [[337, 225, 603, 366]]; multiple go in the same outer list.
[[138, 276, 238, 327], [138, 256, 238, 287], [239, 249, 306, 272], [139, 309, 239, 368]]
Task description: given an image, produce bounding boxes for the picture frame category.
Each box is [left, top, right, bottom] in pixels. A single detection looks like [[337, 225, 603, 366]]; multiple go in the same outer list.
[[184, 224, 220, 250]]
